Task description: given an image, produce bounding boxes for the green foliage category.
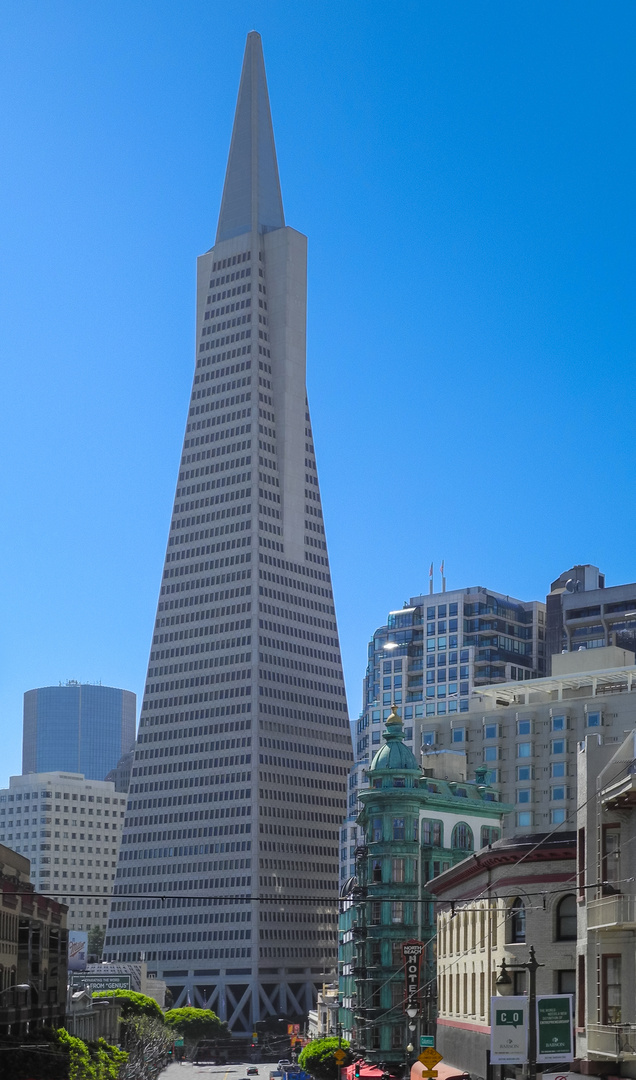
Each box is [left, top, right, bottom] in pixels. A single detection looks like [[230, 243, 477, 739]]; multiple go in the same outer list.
[[87, 925, 106, 959], [90, 1037, 128, 1080], [53, 1029, 128, 1080], [164, 1006, 228, 1042], [56, 1028, 94, 1080], [92, 988, 163, 1019], [0, 1030, 127, 1080], [298, 1038, 352, 1080]]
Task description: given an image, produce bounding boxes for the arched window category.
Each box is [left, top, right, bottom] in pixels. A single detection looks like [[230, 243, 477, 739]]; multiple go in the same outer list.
[[509, 897, 526, 943], [556, 894, 577, 940], [452, 823, 474, 851]]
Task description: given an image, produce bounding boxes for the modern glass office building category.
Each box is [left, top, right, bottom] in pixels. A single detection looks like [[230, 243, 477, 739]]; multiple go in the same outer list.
[[22, 682, 136, 781]]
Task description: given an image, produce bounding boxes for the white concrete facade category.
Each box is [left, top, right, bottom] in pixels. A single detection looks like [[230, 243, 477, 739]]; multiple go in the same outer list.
[[413, 646, 636, 835], [0, 772, 125, 932]]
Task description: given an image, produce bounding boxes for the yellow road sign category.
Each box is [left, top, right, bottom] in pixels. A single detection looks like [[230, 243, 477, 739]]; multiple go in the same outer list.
[[334, 1050, 347, 1065], [421, 1071, 438, 1078], [418, 1049, 443, 1069]]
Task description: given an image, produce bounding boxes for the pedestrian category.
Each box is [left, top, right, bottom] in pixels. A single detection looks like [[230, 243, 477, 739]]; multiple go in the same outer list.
[[175, 1034, 185, 1064]]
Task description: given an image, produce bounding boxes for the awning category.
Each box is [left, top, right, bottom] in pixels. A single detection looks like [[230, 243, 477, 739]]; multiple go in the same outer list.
[[411, 1061, 468, 1080], [344, 1064, 386, 1080]]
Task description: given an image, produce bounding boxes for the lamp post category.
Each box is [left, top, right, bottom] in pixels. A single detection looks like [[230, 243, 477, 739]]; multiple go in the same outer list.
[[496, 948, 543, 1080], [404, 1003, 418, 1080], [405, 1041, 414, 1080]]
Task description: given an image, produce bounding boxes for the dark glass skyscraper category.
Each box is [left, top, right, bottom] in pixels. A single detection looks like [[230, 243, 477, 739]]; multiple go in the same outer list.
[[103, 32, 352, 1031], [22, 682, 136, 781]]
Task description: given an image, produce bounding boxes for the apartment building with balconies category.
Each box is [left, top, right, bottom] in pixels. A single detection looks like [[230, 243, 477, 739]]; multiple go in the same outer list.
[[429, 832, 577, 1077], [545, 565, 636, 671], [577, 729, 636, 1073]]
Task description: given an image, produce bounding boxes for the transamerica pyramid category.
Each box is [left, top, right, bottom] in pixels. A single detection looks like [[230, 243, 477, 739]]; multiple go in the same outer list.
[[104, 32, 353, 1032]]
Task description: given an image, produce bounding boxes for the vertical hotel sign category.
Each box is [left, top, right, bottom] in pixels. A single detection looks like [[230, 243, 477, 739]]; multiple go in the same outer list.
[[402, 940, 426, 1012]]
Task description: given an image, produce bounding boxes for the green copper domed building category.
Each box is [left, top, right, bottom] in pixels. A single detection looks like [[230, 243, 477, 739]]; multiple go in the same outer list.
[[339, 706, 511, 1076]]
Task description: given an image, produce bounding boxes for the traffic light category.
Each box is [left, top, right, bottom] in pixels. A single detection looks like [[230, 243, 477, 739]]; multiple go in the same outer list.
[[354, 1063, 361, 1079]]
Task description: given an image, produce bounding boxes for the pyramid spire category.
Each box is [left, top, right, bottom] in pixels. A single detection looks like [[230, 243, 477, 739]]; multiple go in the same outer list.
[[216, 31, 285, 243]]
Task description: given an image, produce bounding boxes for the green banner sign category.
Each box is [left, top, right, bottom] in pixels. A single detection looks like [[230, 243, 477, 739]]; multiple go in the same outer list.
[[71, 974, 132, 992], [420, 1036, 435, 1048], [536, 995, 573, 1063]]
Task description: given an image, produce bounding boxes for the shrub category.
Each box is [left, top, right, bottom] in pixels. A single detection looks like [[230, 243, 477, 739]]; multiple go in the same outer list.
[[298, 1037, 353, 1080], [92, 989, 163, 1020], [164, 1006, 228, 1043]]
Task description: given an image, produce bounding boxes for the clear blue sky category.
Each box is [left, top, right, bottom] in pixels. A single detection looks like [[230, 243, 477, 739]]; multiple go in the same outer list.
[[1, 1, 634, 784]]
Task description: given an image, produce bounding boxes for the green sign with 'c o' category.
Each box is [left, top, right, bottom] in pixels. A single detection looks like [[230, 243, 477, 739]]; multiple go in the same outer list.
[[495, 1010, 524, 1029]]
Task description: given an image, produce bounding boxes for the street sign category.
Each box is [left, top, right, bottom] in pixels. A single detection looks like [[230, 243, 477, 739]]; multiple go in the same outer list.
[[418, 1048, 442, 1069], [334, 1050, 347, 1065], [421, 1072, 438, 1079], [490, 996, 528, 1065], [536, 995, 574, 1063], [420, 1036, 435, 1048]]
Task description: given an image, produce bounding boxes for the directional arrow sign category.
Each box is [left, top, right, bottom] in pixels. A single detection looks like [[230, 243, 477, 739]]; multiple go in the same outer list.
[[418, 1049, 443, 1069]]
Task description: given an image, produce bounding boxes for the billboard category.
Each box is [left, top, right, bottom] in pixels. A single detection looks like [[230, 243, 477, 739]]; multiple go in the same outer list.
[[68, 930, 88, 972], [71, 973, 132, 992]]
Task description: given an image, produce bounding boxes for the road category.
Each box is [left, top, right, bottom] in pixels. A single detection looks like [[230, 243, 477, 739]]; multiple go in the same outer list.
[[162, 1060, 284, 1079]]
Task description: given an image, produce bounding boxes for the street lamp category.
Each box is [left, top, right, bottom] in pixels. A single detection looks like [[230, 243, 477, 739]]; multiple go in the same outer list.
[[405, 1040, 415, 1080], [496, 947, 543, 1080], [406, 1004, 418, 1035]]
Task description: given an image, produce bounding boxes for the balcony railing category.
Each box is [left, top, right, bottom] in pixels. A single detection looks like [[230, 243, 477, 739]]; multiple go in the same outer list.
[[588, 1024, 636, 1058], [587, 895, 636, 930]]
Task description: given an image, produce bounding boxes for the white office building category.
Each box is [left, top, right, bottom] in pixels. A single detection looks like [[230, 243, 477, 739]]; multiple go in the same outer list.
[[0, 772, 126, 932], [413, 644, 636, 833], [103, 32, 352, 1030]]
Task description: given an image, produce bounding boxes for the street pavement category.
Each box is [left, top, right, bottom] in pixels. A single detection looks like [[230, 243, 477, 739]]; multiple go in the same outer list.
[[161, 1060, 283, 1079]]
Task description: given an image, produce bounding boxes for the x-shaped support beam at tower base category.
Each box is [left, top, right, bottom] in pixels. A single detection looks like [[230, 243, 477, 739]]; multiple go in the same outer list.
[[258, 979, 315, 1020], [170, 977, 318, 1030]]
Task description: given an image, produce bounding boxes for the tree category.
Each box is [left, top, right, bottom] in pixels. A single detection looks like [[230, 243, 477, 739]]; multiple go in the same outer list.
[[87, 925, 106, 960], [298, 1038, 353, 1080], [164, 1007, 228, 1044], [92, 989, 163, 1021]]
